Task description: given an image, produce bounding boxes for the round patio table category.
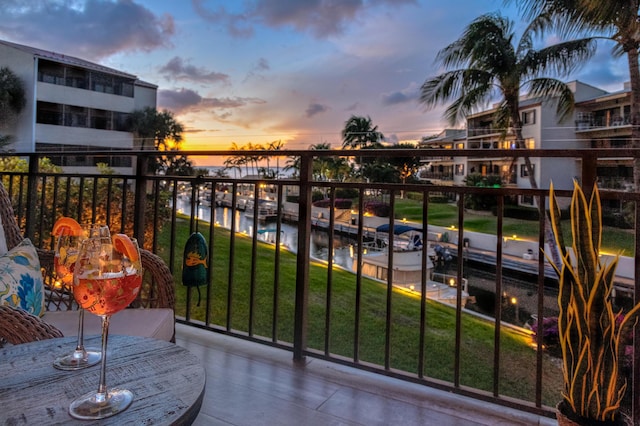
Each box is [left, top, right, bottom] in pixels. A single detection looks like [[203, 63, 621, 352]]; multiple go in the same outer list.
[[0, 334, 205, 425]]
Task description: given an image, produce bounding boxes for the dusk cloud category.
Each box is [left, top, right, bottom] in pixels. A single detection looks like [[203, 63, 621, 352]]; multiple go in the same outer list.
[[0, 0, 175, 61], [159, 57, 229, 84], [159, 88, 266, 115], [381, 82, 420, 106], [193, 0, 416, 38], [305, 102, 329, 118]]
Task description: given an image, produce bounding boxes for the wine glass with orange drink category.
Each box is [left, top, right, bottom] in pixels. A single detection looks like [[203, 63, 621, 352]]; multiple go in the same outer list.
[[52, 217, 109, 370], [68, 233, 143, 420]]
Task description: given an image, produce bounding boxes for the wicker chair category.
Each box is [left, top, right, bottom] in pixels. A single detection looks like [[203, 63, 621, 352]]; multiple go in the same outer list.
[[0, 182, 176, 345]]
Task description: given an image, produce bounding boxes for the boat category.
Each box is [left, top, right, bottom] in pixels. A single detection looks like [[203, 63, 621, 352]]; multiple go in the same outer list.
[[356, 223, 470, 306], [245, 198, 278, 222]]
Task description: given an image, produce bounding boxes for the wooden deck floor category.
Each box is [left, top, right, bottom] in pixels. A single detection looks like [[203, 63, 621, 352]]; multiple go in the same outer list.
[[175, 324, 555, 426]]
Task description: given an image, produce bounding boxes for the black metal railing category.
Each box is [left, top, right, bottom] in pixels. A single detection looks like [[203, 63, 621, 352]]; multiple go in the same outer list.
[[1, 148, 639, 421]]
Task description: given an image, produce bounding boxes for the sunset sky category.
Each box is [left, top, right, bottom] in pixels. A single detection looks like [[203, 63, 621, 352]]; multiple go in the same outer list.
[[0, 0, 630, 159]]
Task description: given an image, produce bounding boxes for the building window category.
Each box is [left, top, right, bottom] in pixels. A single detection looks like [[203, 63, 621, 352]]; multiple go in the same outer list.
[[36, 102, 63, 125], [520, 195, 534, 206], [520, 164, 534, 177], [456, 142, 465, 149], [524, 138, 535, 149], [522, 110, 536, 125], [455, 164, 464, 176], [37, 101, 129, 131], [65, 67, 87, 89], [38, 61, 65, 85], [90, 109, 111, 130], [64, 105, 88, 128], [37, 60, 135, 98]]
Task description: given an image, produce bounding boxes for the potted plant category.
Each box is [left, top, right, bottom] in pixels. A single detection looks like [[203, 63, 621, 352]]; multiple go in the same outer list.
[[548, 182, 640, 425]]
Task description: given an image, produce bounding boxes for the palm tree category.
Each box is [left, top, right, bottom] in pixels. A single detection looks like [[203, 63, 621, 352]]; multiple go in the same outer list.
[[267, 139, 285, 178], [0, 67, 26, 148], [128, 107, 185, 174], [341, 115, 384, 150], [420, 13, 595, 190], [511, 0, 640, 190], [421, 13, 595, 267], [284, 155, 300, 178]]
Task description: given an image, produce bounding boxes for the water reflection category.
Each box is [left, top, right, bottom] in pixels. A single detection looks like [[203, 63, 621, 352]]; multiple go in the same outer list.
[[176, 199, 355, 269]]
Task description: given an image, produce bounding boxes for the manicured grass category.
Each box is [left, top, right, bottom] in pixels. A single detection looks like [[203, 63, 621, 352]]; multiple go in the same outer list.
[[394, 197, 635, 255], [156, 217, 563, 406]]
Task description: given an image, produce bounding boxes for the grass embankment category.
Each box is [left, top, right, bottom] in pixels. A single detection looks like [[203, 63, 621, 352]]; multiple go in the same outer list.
[[394, 197, 634, 255], [157, 217, 563, 406]]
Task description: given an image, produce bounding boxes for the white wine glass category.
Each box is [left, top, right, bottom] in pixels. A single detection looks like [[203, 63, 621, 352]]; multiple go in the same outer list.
[[68, 234, 143, 420], [52, 223, 110, 371]]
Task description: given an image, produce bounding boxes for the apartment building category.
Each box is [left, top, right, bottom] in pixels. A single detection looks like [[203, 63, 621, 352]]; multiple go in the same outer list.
[[421, 81, 614, 207], [574, 81, 634, 191], [0, 39, 157, 173]]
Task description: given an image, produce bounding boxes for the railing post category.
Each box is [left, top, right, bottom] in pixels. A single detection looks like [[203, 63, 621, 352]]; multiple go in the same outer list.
[[133, 153, 148, 245], [24, 154, 39, 241], [293, 153, 312, 361]]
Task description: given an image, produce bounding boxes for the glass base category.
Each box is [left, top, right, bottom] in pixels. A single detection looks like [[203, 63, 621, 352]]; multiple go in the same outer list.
[[69, 388, 133, 420], [53, 348, 101, 371]]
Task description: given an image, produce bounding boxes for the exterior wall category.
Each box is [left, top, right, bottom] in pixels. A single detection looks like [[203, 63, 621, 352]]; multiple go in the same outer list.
[[0, 40, 157, 172], [35, 124, 133, 148], [134, 83, 157, 110], [536, 101, 579, 191], [0, 44, 37, 152]]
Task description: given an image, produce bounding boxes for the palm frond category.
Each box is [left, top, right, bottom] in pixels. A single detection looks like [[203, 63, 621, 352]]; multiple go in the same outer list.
[[525, 78, 575, 121]]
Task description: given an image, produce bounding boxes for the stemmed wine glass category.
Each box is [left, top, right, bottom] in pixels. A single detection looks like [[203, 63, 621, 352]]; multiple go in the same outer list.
[[52, 223, 110, 371], [68, 234, 143, 420]]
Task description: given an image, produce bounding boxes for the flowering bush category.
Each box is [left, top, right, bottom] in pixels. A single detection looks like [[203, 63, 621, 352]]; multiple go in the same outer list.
[[363, 201, 390, 217], [531, 316, 559, 348]]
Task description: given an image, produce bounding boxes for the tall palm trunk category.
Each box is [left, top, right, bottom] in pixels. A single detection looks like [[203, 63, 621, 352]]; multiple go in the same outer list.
[[627, 48, 640, 191]]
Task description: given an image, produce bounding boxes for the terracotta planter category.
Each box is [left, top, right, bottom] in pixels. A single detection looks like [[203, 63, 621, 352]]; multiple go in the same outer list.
[[556, 401, 631, 426]]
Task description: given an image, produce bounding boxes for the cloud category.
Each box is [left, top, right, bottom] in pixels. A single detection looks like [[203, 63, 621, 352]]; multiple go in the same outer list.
[[381, 82, 420, 106], [159, 57, 229, 84], [243, 57, 271, 82], [193, 0, 416, 38], [0, 0, 174, 61], [305, 102, 329, 118], [158, 88, 266, 116]]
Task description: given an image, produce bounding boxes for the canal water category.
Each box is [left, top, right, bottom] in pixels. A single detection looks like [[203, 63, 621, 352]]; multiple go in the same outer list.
[[176, 199, 560, 327]]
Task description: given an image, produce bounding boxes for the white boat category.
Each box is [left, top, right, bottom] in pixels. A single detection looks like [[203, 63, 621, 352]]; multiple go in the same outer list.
[[356, 224, 470, 306]]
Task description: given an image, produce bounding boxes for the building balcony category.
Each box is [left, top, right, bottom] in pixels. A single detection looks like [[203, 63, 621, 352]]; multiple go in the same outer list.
[[2, 147, 639, 424]]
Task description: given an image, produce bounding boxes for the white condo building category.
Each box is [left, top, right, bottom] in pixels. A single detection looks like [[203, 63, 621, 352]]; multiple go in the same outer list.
[[0, 39, 157, 173], [420, 81, 626, 207]]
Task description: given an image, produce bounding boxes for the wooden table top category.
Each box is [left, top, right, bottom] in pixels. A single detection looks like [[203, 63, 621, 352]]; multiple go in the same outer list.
[[0, 334, 205, 425]]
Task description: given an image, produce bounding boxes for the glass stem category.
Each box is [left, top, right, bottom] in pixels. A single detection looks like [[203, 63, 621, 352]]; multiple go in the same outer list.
[[74, 309, 86, 356], [96, 315, 111, 403]]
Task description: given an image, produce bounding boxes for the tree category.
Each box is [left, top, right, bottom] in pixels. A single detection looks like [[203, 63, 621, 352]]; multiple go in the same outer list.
[[420, 13, 595, 266], [341, 115, 384, 150], [0, 67, 26, 149], [128, 107, 189, 174], [266, 139, 285, 177], [511, 0, 640, 191], [420, 13, 595, 190], [284, 155, 300, 178], [385, 143, 421, 196]]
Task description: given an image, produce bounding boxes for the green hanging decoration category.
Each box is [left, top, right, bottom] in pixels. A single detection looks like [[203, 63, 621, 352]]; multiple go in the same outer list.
[[182, 231, 208, 306]]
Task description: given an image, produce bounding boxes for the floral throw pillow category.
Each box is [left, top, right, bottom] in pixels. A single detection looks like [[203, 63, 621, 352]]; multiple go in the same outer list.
[[0, 239, 45, 317]]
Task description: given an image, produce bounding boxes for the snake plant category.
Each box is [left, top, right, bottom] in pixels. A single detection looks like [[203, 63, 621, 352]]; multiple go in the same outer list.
[[548, 181, 640, 423]]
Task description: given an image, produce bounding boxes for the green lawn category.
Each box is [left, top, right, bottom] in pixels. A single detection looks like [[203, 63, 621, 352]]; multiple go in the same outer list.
[[157, 217, 563, 406], [394, 197, 635, 255]]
